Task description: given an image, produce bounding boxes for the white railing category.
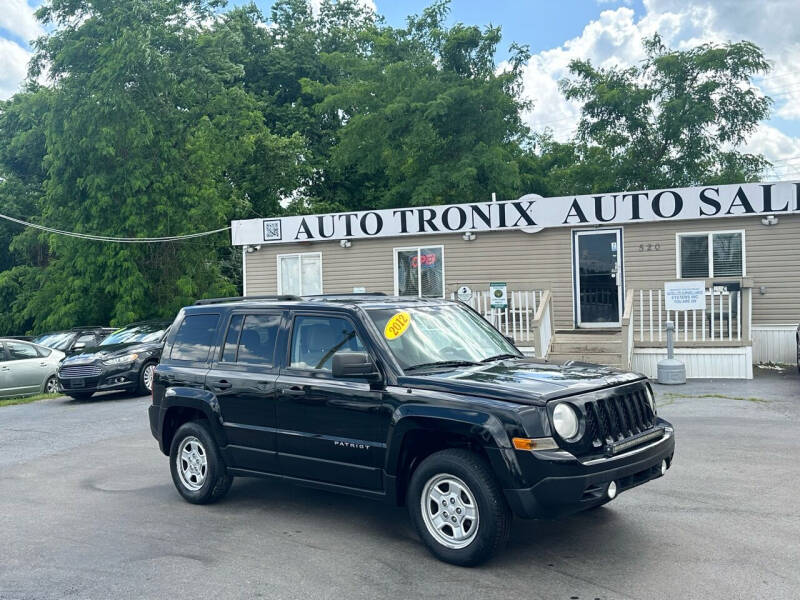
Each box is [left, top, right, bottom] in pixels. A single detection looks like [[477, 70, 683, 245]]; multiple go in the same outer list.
[[450, 289, 544, 344], [633, 286, 750, 343]]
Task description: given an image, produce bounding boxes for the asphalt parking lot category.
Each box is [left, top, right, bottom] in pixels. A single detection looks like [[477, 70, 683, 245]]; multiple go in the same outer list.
[[1, 368, 799, 600]]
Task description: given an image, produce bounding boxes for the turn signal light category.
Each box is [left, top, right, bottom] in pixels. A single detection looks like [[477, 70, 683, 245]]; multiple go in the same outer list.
[[512, 437, 558, 451]]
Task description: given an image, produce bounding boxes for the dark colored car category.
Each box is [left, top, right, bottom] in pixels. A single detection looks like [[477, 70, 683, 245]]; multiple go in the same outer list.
[[149, 295, 674, 566], [58, 321, 170, 399], [33, 327, 116, 356]]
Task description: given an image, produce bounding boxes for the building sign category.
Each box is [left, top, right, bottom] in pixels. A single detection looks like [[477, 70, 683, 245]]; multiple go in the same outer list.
[[456, 285, 473, 302], [490, 282, 508, 309], [231, 181, 800, 245], [664, 281, 706, 311]]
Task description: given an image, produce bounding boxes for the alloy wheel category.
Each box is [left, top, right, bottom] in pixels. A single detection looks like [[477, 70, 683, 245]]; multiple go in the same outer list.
[[177, 436, 207, 491], [420, 473, 480, 549], [143, 364, 156, 392]]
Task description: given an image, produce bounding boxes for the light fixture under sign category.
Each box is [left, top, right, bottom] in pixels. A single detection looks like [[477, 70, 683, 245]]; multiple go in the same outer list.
[[761, 214, 779, 226], [245, 244, 262, 253], [462, 232, 476, 241], [340, 239, 352, 248]]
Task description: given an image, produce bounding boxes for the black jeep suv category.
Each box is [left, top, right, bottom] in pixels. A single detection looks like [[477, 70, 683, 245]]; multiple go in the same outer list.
[[149, 295, 674, 566]]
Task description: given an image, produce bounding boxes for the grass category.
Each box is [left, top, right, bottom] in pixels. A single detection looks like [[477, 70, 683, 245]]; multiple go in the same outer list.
[[0, 393, 62, 407]]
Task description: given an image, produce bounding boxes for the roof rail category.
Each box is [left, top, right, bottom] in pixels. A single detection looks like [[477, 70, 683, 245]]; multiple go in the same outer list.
[[303, 292, 388, 298], [193, 294, 301, 306]]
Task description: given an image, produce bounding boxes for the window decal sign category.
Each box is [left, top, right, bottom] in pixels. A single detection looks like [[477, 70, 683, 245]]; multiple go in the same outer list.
[[384, 312, 412, 340], [231, 181, 800, 245], [664, 281, 706, 311]]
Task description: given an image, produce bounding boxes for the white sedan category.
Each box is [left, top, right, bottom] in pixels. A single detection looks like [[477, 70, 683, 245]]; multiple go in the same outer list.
[[0, 339, 65, 398]]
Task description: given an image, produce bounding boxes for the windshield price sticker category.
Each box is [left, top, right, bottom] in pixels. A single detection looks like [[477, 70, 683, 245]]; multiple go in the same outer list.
[[385, 312, 412, 340]]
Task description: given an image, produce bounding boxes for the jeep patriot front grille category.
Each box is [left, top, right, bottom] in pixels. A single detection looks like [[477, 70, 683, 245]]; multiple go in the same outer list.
[[584, 389, 656, 449]]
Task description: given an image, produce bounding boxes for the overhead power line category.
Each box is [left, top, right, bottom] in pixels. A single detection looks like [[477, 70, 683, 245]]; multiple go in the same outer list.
[[0, 212, 231, 243]]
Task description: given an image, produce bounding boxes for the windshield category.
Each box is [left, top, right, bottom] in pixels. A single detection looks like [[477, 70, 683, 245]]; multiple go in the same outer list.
[[367, 304, 521, 371], [100, 323, 167, 346], [32, 332, 74, 351]]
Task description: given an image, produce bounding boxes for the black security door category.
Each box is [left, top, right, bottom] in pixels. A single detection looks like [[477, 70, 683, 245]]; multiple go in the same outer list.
[[206, 311, 282, 474], [275, 313, 386, 491], [573, 229, 623, 326]]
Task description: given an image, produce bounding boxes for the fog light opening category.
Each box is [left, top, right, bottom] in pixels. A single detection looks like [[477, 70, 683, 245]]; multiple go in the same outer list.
[[607, 481, 617, 500], [660, 459, 667, 475]]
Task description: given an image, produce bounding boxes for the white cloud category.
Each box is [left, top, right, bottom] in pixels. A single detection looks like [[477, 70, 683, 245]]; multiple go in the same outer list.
[[0, 38, 31, 100], [518, 0, 800, 170], [0, 0, 43, 44]]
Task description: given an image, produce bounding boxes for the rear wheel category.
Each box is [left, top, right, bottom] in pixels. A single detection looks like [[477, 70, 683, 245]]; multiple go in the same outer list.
[[407, 449, 511, 566], [169, 420, 233, 504]]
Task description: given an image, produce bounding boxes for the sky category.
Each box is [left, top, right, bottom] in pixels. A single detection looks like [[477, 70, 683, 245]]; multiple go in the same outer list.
[[2, 0, 800, 181]]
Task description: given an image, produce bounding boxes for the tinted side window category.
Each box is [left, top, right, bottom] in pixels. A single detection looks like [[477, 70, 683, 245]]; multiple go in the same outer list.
[[7, 341, 39, 360], [170, 314, 220, 362], [290, 316, 365, 371], [236, 314, 280, 366]]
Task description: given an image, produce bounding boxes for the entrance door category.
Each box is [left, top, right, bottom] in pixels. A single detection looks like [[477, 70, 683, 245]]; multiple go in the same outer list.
[[573, 229, 623, 327]]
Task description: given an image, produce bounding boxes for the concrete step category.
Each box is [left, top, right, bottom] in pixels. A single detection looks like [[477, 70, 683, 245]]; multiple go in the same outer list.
[[547, 352, 623, 367], [550, 340, 622, 354]]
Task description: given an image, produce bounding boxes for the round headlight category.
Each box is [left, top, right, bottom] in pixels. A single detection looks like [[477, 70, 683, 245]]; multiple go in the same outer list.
[[552, 403, 579, 440]]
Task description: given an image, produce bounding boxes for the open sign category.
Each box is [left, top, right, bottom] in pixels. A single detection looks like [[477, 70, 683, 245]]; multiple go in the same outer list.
[[410, 253, 437, 268]]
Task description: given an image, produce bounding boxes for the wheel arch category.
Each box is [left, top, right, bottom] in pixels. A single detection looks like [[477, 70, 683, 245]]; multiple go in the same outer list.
[[385, 406, 521, 505], [159, 390, 226, 455]]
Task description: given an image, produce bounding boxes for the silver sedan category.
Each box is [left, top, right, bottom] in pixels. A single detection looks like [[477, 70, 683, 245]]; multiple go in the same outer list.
[[0, 339, 65, 398]]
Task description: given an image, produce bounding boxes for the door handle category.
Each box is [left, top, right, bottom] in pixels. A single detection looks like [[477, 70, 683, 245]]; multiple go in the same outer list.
[[281, 386, 305, 396], [40, 362, 48, 367], [210, 380, 232, 391]]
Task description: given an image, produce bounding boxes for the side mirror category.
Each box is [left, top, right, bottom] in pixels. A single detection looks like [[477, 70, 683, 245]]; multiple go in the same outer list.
[[332, 351, 381, 382], [72, 343, 86, 352]]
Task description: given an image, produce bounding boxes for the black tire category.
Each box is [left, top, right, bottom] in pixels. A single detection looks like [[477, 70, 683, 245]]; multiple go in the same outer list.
[[67, 391, 94, 400], [169, 420, 233, 504], [406, 449, 511, 566], [137, 361, 157, 395]]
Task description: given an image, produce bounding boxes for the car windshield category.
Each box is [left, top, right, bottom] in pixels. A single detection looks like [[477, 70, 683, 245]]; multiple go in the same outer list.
[[32, 332, 74, 351], [366, 304, 521, 371], [100, 323, 167, 346]]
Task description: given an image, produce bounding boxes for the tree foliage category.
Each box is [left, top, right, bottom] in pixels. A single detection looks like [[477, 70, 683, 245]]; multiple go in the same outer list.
[[0, 2, 774, 334], [544, 34, 771, 195]]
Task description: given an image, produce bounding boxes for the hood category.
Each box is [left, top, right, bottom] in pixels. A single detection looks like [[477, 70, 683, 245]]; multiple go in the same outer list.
[[398, 358, 644, 406], [62, 341, 159, 363]]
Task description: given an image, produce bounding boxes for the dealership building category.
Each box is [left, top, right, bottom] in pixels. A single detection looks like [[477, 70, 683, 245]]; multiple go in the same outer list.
[[231, 181, 800, 379]]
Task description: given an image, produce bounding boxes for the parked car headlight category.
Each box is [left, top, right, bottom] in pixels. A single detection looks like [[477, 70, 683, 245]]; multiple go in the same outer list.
[[644, 385, 657, 415], [552, 403, 579, 440], [103, 353, 139, 366]]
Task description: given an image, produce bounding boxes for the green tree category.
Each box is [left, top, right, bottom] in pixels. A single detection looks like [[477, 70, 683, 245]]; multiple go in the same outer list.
[[6, 0, 305, 332], [548, 34, 771, 194]]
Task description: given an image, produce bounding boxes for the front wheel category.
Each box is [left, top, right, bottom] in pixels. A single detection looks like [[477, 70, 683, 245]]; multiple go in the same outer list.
[[137, 362, 157, 395], [44, 376, 60, 394], [169, 420, 233, 504], [407, 449, 511, 566]]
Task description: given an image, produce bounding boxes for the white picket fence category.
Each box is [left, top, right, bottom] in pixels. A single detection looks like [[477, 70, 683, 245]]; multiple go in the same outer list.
[[633, 287, 746, 343], [450, 290, 544, 343]]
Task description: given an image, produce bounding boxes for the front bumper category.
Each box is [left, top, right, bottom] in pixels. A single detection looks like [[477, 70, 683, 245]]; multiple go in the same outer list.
[[504, 424, 675, 519], [58, 363, 140, 394]]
